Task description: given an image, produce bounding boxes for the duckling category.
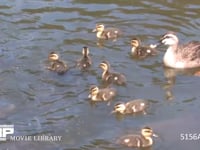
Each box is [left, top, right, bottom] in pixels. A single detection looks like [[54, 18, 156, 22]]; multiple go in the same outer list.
[[117, 126, 158, 148], [48, 52, 68, 75], [99, 60, 126, 85], [88, 85, 116, 102], [92, 23, 122, 40], [131, 37, 158, 59], [151, 31, 200, 69], [77, 46, 92, 70], [112, 99, 148, 115]]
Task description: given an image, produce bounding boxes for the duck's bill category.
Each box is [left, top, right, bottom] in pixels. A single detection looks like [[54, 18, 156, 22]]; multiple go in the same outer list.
[[92, 29, 97, 32], [149, 42, 161, 48]]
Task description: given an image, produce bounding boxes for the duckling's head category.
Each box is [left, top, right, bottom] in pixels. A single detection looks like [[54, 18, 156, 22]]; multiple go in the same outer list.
[[92, 24, 105, 32], [99, 60, 110, 71], [48, 52, 59, 61], [141, 127, 158, 138], [82, 46, 90, 57], [112, 102, 126, 113], [89, 85, 99, 95], [131, 38, 141, 48], [160, 32, 179, 46]]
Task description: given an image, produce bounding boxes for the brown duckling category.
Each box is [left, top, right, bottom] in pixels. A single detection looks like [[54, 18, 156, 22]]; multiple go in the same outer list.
[[131, 37, 158, 59], [117, 126, 158, 148], [112, 99, 148, 115], [99, 60, 126, 85], [88, 85, 116, 102], [77, 46, 92, 70], [48, 52, 68, 75], [92, 23, 122, 40]]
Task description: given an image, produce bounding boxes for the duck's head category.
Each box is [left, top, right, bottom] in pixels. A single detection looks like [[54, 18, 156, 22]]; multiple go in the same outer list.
[[112, 102, 126, 113], [99, 60, 110, 72], [82, 46, 90, 57], [141, 127, 158, 138], [48, 52, 59, 61], [131, 38, 141, 48], [92, 24, 105, 32], [150, 32, 179, 49], [159, 32, 179, 46]]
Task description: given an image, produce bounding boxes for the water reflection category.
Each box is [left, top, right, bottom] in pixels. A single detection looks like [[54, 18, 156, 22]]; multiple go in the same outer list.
[[163, 66, 200, 100], [0, 0, 200, 150], [79, 138, 155, 150]]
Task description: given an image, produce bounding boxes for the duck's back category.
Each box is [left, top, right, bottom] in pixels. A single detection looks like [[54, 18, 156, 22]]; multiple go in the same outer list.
[[52, 60, 67, 74], [125, 99, 148, 113], [111, 72, 126, 85], [77, 57, 92, 70], [103, 27, 122, 39], [177, 41, 200, 68], [137, 46, 157, 58], [99, 88, 116, 101], [117, 134, 142, 147]]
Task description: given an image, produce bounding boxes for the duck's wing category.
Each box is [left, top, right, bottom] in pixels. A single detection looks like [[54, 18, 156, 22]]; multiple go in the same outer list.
[[102, 88, 116, 101], [77, 58, 88, 70], [82, 57, 92, 69], [116, 135, 142, 147], [181, 41, 200, 61], [103, 28, 122, 39], [99, 89, 110, 101], [124, 101, 137, 113], [133, 46, 157, 59], [111, 72, 127, 85], [55, 60, 68, 74]]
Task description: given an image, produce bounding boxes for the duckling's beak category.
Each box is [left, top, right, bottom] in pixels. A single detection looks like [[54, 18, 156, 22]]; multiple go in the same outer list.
[[152, 133, 159, 137], [111, 110, 116, 114], [92, 28, 97, 32], [99, 63, 103, 68]]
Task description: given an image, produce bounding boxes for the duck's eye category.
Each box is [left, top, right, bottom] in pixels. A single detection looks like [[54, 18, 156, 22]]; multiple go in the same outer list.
[[143, 126, 151, 130], [164, 35, 172, 39]]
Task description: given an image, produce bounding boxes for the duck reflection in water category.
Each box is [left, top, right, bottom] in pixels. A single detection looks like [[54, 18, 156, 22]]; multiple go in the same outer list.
[[163, 66, 200, 100]]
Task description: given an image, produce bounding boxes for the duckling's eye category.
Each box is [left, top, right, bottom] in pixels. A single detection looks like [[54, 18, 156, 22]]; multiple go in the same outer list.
[[145, 130, 152, 133]]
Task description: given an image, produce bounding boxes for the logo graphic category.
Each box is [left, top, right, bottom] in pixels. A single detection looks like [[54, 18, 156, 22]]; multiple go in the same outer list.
[[0, 125, 14, 141]]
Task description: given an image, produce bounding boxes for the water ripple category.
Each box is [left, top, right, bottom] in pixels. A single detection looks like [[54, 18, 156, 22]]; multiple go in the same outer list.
[[0, 1, 200, 150]]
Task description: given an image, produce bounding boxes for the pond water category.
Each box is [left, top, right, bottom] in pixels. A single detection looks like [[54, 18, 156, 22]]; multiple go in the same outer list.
[[0, 0, 200, 150]]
